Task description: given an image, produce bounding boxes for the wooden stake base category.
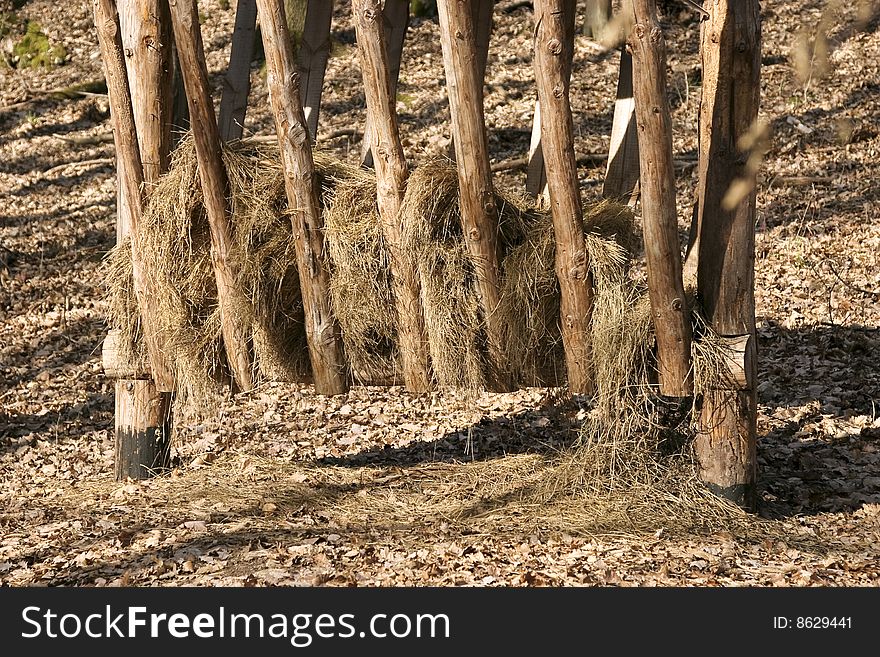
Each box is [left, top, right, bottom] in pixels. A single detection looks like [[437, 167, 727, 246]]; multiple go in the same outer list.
[[114, 380, 172, 481]]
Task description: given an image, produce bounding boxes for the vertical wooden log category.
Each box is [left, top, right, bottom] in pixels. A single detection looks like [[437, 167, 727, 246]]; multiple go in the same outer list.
[[255, 0, 349, 395], [297, 0, 334, 141], [361, 0, 409, 168], [628, 0, 692, 397], [119, 0, 174, 473], [117, 0, 173, 238], [170, 43, 190, 143], [583, 0, 611, 38], [602, 48, 640, 205], [692, 0, 761, 509], [533, 0, 594, 394], [446, 0, 494, 162], [472, 0, 494, 84], [353, 0, 432, 392], [117, 0, 174, 340], [115, 380, 172, 480], [436, 0, 512, 392], [120, 0, 173, 185], [526, 0, 574, 201], [94, 0, 173, 479], [168, 0, 255, 392], [94, 0, 174, 391], [219, 0, 258, 141]]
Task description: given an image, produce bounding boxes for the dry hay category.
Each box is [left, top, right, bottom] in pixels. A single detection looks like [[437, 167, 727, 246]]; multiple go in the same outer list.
[[104, 141, 770, 538], [399, 159, 637, 390], [322, 164, 398, 385], [105, 137, 312, 405], [323, 274, 767, 538], [106, 144, 637, 398]]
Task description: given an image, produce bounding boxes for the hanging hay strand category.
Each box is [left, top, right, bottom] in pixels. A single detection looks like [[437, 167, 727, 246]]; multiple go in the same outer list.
[[322, 163, 399, 385]]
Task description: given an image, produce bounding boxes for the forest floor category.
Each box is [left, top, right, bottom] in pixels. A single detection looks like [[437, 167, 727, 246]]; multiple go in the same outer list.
[[2, 0, 880, 587]]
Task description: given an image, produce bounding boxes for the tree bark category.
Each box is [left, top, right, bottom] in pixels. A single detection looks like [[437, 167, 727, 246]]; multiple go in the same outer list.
[[353, 0, 432, 392], [94, 0, 174, 480], [526, 0, 574, 201], [117, 0, 175, 409], [436, 0, 512, 391], [119, 0, 173, 186], [256, 0, 349, 395], [219, 0, 258, 141], [170, 42, 190, 143], [533, 0, 595, 394], [691, 0, 761, 509], [168, 0, 256, 393], [446, 0, 494, 162], [628, 0, 692, 397], [472, 0, 494, 85], [117, 1, 174, 415], [361, 0, 409, 168]]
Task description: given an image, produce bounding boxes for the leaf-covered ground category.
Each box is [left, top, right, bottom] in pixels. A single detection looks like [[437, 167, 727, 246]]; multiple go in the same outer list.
[[1, 0, 879, 586]]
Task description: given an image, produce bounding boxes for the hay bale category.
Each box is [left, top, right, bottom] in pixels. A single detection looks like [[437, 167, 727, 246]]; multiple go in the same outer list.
[[500, 199, 638, 387], [399, 161, 544, 390]]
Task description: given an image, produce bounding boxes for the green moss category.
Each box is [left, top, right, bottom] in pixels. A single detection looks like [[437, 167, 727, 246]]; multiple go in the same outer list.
[[218, 0, 230, 9], [396, 91, 416, 107], [12, 21, 66, 69]]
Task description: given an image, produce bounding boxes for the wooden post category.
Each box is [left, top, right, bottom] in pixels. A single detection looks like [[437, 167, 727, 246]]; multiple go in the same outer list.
[[218, 0, 258, 141], [170, 43, 189, 142], [353, 0, 432, 392], [168, 0, 255, 392], [602, 48, 640, 205], [119, 0, 175, 476], [691, 0, 761, 509], [361, 0, 409, 168], [472, 0, 493, 84], [255, 0, 349, 395], [297, 0, 334, 141], [628, 0, 692, 397], [114, 380, 172, 479], [533, 0, 594, 394], [526, 0, 574, 201], [436, 0, 511, 392], [95, 0, 174, 390], [94, 0, 173, 479], [445, 0, 494, 162], [120, 0, 173, 186], [583, 0, 611, 38]]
